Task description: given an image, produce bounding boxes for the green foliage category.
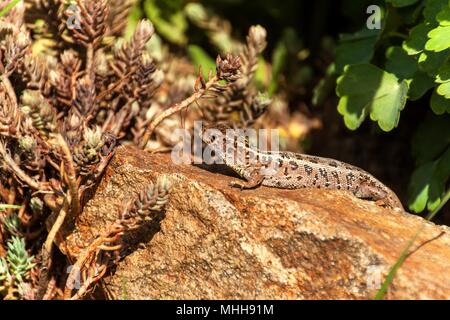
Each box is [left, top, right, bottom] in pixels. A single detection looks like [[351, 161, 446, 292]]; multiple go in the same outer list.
[[335, 28, 381, 73], [187, 45, 216, 78], [0, 0, 21, 18], [336, 64, 408, 131], [334, 0, 450, 213], [268, 36, 289, 96], [1, 212, 21, 236], [0, 236, 34, 299], [5, 236, 34, 283], [0, 204, 22, 211], [0, 203, 32, 298], [143, 0, 188, 45]]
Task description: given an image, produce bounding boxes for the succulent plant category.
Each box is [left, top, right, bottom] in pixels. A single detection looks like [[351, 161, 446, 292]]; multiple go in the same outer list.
[[0, 0, 269, 300]]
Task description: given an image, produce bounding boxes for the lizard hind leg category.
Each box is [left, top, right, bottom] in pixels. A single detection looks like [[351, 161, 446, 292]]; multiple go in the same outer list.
[[229, 170, 265, 190]]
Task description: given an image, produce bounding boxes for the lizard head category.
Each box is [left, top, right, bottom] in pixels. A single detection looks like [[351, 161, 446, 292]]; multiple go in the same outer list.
[[199, 122, 233, 144], [199, 122, 253, 166], [199, 122, 232, 154]]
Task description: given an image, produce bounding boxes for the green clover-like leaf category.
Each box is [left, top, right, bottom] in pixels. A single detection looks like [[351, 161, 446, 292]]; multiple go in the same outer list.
[[403, 23, 433, 55], [436, 5, 450, 25], [336, 64, 408, 131], [408, 71, 436, 100], [408, 146, 450, 212], [425, 25, 450, 52], [431, 89, 450, 113], [418, 49, 449, 75], [435, 61, 450, 98], [425, 3, 450, 52], [335, 28, 380, 73], [423, 0, 449, 22], [385, 46, 418, 79]]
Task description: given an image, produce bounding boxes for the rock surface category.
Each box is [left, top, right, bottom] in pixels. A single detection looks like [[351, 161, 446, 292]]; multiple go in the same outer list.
[[66, 146, 450, 299]]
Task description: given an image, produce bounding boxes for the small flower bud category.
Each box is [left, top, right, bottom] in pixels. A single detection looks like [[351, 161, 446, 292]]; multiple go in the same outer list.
[[83, 127, 103, 150], [216, 53, 241, 82], [19, 136, 36, 152], [248, 25, 267, 53]]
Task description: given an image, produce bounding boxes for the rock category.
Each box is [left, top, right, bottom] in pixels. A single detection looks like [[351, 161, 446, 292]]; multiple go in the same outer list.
[[66, 146, 450, 299]]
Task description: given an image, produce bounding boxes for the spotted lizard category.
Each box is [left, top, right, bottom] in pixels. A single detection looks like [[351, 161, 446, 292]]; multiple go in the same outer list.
[[200, 123, 404, 211]]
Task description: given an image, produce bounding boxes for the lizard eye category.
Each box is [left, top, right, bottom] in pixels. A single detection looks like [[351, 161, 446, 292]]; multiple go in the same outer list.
[[210, 135, 216, 142]]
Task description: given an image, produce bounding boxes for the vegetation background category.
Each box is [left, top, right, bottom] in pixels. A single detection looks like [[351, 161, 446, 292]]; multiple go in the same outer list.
[[0, 0, 449, 300]]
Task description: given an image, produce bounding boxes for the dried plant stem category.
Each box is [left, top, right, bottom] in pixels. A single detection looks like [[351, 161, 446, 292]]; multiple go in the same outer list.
[[43, 195, 71, 257], [86, 44, 95, 75], [96, 69, 134, 102], [55, 134, 80, 216], [36, 196, 71, 299], [139, 75, 219, 149], [64, 222, 123, 299], [42, 277, 58, 300], [0, 75, 18, 109], [0, 143, 45, 191]]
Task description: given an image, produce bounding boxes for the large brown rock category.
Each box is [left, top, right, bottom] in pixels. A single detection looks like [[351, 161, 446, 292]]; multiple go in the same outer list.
[[66, 146, 450, 299]]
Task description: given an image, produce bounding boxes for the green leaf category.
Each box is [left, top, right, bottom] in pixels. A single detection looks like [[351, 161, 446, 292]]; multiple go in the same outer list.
[[431, 89, 450, 113], [435, 61, 450, 98], [268, 39, 288, 96], [385, 46, 435, 100], [336, 64, 408, 131], [408, 71, 435, 100], [124, 2, 143, 40], [423, 0, 449, 22], [143, 0, 188, 45], [335, 28, 380, 73], [425, 25, 450, 52], [436, 60, 450, 82], [385, 46, 418, 79], [418, 49, 449, 75], [408, 162, 438, 212], [408, 147, 450, 212], [425, 3, 450, 52], [254, 56, 271, 91], [312, 63, 337, 106], [0, 0, 21, 18], [403, 23, 433, 55], [437, 81, 450, 97], [436, 5, 450, 25], [187, 45, 215, 78], [0, 204, 22, 211], [386, 0, 419, 7]]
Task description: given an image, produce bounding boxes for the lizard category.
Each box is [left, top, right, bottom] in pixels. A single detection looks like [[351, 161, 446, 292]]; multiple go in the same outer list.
[[199, 122, 404, 211]]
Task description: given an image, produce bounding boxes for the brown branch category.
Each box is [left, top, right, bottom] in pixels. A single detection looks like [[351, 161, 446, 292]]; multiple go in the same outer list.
[[64, 222, 124, 299], [0, 143, 46, 191], [43, 196, 71, 256], [139, 75, 219, 149], [0, 75, 18, 110], [37, 196, 71, 299], [86, 44, 94, 76], [55, 134, 80, 217]]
